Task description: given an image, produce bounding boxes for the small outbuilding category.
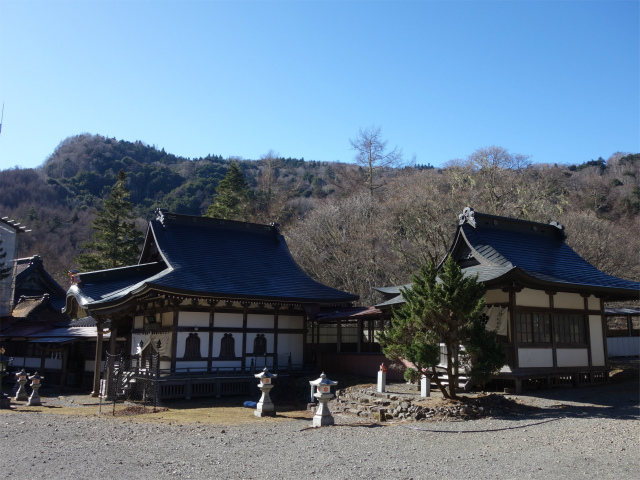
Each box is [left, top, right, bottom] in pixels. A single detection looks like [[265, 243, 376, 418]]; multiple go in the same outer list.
[[373, 207, 640, 391]]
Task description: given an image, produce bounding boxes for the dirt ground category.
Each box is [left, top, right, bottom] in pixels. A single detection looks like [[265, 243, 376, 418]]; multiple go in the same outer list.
[[4, 357, 637, 425]]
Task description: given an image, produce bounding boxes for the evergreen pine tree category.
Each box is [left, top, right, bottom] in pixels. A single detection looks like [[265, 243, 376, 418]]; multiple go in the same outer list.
[[205, 161, 252, 221], [76, 170, 142, 271], [379, 257, 504, 399]]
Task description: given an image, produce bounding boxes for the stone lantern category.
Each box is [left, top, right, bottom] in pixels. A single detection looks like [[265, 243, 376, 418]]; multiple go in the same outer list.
[[15, 369, 29, 401], [309, 372, 338, 427], [254, 367, 277, 417], [0, 347, 13, 409], [27, 372, 44, 407]]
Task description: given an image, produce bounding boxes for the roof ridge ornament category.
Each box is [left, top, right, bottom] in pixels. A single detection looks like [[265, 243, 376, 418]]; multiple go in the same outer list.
[[155, 208, 168, 228], [549, 220, 567, 240], [458, 207, 476, 228]]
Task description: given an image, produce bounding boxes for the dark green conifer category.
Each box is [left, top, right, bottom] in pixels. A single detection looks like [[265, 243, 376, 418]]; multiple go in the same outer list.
[[76, 170, 142, 271], [205, 161, 251, 221], [379, 257, 504, 399]]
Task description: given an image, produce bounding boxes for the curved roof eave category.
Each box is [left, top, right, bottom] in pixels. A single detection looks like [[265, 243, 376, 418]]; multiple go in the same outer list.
[[482, 266, 640, 301], [69, 282, 357, 315]]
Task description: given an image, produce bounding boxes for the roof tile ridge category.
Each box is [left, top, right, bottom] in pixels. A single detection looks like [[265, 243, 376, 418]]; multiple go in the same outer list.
[[459, 224, 513, 268]]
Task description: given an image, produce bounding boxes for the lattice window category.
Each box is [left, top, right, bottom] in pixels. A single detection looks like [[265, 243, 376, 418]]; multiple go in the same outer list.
[[253, 334, 267, 356], [554, 314, 586, 344], [220, 333, 236, 359], [184, 333, 202, 359], [516, 312, 551, 343]]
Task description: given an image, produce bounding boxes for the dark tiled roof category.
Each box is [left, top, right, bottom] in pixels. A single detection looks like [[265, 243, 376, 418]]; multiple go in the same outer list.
[[68, 212, 358, 310], [318, 306, 382, 322], [457, 211, 640, 298], [376, 209, 640, 305], [68, 262, 167, 307], [14, 255, 67, 310]]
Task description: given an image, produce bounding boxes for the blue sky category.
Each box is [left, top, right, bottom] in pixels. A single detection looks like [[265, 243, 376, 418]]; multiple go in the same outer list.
[[0, 0, 638, 170]]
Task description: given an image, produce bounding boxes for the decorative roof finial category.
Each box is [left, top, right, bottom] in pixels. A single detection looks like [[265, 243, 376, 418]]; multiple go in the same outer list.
[[458, 207, 476, 228], [155, 208, 168, 227], [549, 220, 567, 240]]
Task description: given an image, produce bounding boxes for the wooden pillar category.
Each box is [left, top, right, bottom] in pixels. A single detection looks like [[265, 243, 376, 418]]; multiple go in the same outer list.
[[548, 292, 558, 368], [600, 298, 609, 372], [368, 320, 374, 350], [60, 345, 69, 391], [241, 304, 248, 372], [356, 318, 362, 353], [273, 307, 279, 371], [109, 324, 118, 356], [583, 294, 592, 368], [508, 290, 518, 369], [302, 312, 308, 365], [170, 300, 180, 373], [207, 302, 216, 372], [91, 324, 104, 397], [336, 319, 342, 353]]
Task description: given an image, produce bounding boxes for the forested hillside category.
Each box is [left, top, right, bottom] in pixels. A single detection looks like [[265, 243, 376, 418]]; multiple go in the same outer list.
[[1, 133, 638, 306]]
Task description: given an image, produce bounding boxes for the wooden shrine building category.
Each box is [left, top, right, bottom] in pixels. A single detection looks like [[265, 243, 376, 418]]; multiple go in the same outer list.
[[375, 207, 640, 391], [64, 209, 357, 397]]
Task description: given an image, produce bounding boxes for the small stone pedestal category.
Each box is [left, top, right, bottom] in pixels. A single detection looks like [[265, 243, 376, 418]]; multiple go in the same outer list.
[[377, 364, 387, 393], [421, 375, 430, 397], [310, 373, 338, 427], [27, 372, 43, 407], [15, 369, 29, 401], [254, 367, 277, 417]]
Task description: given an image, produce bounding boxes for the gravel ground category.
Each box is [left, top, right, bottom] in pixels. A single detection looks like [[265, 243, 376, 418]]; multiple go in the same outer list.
[[1, 369, 638, 480]]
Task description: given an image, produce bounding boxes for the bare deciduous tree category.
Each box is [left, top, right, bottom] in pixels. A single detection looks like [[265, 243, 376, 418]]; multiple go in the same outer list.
[[348, 126, 404, 196]]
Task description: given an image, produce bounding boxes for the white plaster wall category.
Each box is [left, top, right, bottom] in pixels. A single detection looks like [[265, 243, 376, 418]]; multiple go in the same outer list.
[[211, 360, 243, 369], [85, 360, 106, 372], [245, 333, 274, 354], [44, 359, 62, 369], [134, 316, 144, 329], [176, 332, 209, 358], [589, 315, 605, 366], [516, 289, 549, 308], [607, 337, 640, 357], [24, 358, 41, 368], [212, 332, 239, 357], [279, 315, 304, 329], [160, 361, 172, 371], [554, 292, 584, 310], [278, 334, 303, 364], [0, 225, 17, 317], [179, 311, 209, 327], [11, 357, 26, 367], [485, 289, 509, 304], [215, 312, 243, 328], [161, 312, 173, 327], [556, 348, 589, 367], [175, 361, 207, 372], [247, 314, 274, 329], [518, 348, 553, 368], [587, 295, 600, 311]]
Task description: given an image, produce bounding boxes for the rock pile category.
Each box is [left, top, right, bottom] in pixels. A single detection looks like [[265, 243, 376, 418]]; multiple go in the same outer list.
[[313, 384, 525, 421]]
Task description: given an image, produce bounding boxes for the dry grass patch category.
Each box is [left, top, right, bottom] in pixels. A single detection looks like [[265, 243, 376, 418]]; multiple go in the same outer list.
[[6, 396, 314, 426]]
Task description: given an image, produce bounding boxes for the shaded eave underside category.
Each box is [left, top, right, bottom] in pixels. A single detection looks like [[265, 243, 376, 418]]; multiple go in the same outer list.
[[67, 268, 358, 315], [376, 264, 639, 308]]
